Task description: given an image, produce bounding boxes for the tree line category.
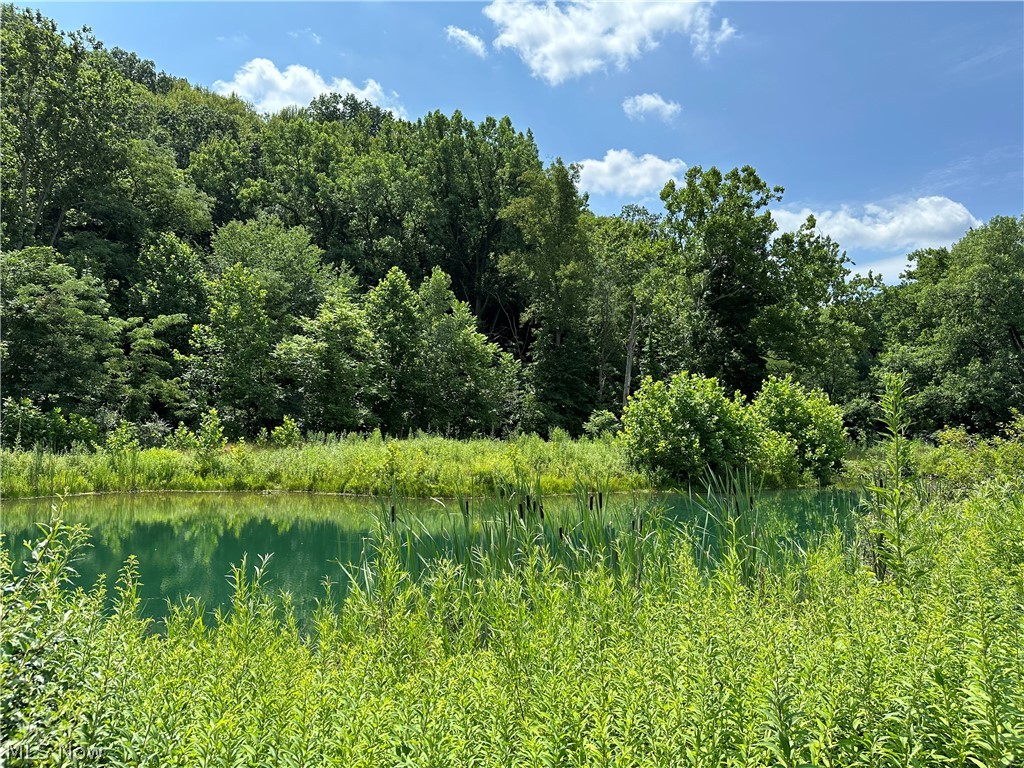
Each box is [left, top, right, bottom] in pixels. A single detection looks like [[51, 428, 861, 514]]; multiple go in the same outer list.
[[2, 5, 1022, 445]]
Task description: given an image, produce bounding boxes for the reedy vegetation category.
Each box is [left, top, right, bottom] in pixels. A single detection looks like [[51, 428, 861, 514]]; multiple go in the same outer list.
[[0, 431, 643, 499], [2, 464, 1023, 766]]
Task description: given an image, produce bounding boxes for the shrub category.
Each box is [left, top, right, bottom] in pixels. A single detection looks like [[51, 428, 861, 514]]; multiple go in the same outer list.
[[751, 376, 847, 483], [165, 422, 199, 452], [0, 398, 99, 451], [621, 373, 752, 483], [746, 419, 802, 488], [270, 416, 302, 448], [583, 409, 621, 438], [196, 409, 228, 476]]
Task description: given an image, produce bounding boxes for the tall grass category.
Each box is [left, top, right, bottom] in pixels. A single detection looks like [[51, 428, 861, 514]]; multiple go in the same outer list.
[[0, 433, 646, 499], [3, 469, 1023, 766]]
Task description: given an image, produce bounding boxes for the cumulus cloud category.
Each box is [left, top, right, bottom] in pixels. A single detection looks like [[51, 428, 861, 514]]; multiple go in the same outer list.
[[772, 196, 981, 252], [213, 58, 403, 115], [446, 25, 487, 58], [622, 93, 681, 122], [577, 149, 686, 197], [483, 0, 735, 85]]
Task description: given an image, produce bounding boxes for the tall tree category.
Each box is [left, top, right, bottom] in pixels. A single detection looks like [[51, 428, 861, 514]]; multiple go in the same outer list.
[[274, 274, 372, 433], [500, 160, 596, 430], [363, 267, 426, 434], [183, 264, 279, 434], [209, 216, 333, 333], [417, 268, 519, 436], [0, 5, 133, 250], [0, 247, 116, 412], [660, 165, 783, 394], [881, 216, 1024, 432]]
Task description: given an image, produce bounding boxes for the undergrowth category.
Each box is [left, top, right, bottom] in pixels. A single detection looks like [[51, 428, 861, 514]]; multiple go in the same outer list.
[[2, 471, 1023, 766], [0, 433, 645, 499]]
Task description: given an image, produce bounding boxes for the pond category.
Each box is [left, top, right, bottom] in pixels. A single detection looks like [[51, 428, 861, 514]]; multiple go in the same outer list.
[[1, 488, 860, 624]]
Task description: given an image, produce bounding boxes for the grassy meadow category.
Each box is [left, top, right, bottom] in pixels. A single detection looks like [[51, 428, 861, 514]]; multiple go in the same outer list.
[[4, 391, 1024, 765], [3, 466, 1023, 766], [0, 433, 645, 499]]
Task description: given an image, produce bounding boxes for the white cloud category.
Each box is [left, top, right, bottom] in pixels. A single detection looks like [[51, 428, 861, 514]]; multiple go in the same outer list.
[[622, 93, 681, 122], [289, 28, 322, 46], [482, 0, 735, 85], [577, 149, 686, 197], [848, 253, 916, 282], [772, 196, 981, 252], [213, 58, 403, 115], [446, 26, 487, 58], [216, 33, 248, 45]]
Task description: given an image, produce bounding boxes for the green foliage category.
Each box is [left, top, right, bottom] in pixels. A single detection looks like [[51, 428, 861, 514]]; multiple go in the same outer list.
[[0, 517, 101, 762], [659, 165, 784, 394], [183, 264, 279, 433], [916, 410, 1024, 491], [1, 5, 1017, 448], [751, 375, 848, 483], [274, 276, 371, 433], [194, 408, 227, 476], [164, 422, 199, 452], [583, 409, 621, 438], [130, 233, 208, 330], [209, 216, 332, 329], [364, 267, 426, 434], [0, 247, 117, 411], [3, 476, 1024, 765], [745, 425, 802, 489], [270, 416, 302, 448], [0, 434, 644, 498], [500, 160, 597, 431], [0, 5, 133, 251], [108, 315, 188, 423], [417, 268, 516, 436], [881, 216, 1024, 433], [0, 398, 100, 452], [621, 372, 752, 483], [862, 372, 920, 584]]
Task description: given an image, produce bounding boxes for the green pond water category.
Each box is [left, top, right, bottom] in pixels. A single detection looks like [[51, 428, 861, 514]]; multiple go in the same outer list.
[[1, 489, 859, 623]]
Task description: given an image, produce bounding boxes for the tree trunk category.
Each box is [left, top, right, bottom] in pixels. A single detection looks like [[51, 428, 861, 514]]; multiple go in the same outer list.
[[622, 302, 639, 410]]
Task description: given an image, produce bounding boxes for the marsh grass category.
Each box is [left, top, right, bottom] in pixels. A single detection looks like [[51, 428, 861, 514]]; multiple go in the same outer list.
[[0, 433, 646, 499], [3, 467, 1023, 766]]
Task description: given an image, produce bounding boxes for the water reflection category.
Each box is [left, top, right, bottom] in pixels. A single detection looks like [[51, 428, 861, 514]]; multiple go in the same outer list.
[[1, 489, 858, 623]]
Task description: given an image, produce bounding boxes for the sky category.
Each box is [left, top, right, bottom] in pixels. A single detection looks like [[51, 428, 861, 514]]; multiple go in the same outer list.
[[30, 1, 1024, 279]]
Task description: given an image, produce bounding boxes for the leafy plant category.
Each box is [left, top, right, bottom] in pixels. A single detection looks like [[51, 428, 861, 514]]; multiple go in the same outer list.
[[751, 375, 847, 484], [862, 372, 919, 583], [270, 415, 302, 448], [621, 372, 752, 484]]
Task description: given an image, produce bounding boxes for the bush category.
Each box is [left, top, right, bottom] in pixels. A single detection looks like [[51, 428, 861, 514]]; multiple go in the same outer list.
[[621, 373, 752, 483], [746, 419, 802, 488], [270, 416, 302, 448], [583, 409, 621, 438], [196, 409, 228, 476], [751, 376, 847, 483], [165, 422, 199, 452], [0, 398, 99, 451]]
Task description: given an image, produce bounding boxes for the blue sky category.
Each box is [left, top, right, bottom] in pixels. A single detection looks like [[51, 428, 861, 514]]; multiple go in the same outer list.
[[33, 1, 1024, 278]]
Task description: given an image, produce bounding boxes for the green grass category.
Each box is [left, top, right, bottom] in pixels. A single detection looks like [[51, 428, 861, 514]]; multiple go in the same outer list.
[[3, 468, 1023, 766], [0, 433, 647, 499]]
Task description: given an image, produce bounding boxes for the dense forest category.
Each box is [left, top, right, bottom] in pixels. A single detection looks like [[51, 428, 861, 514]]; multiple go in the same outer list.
[[2, 5, 1022, 446]]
